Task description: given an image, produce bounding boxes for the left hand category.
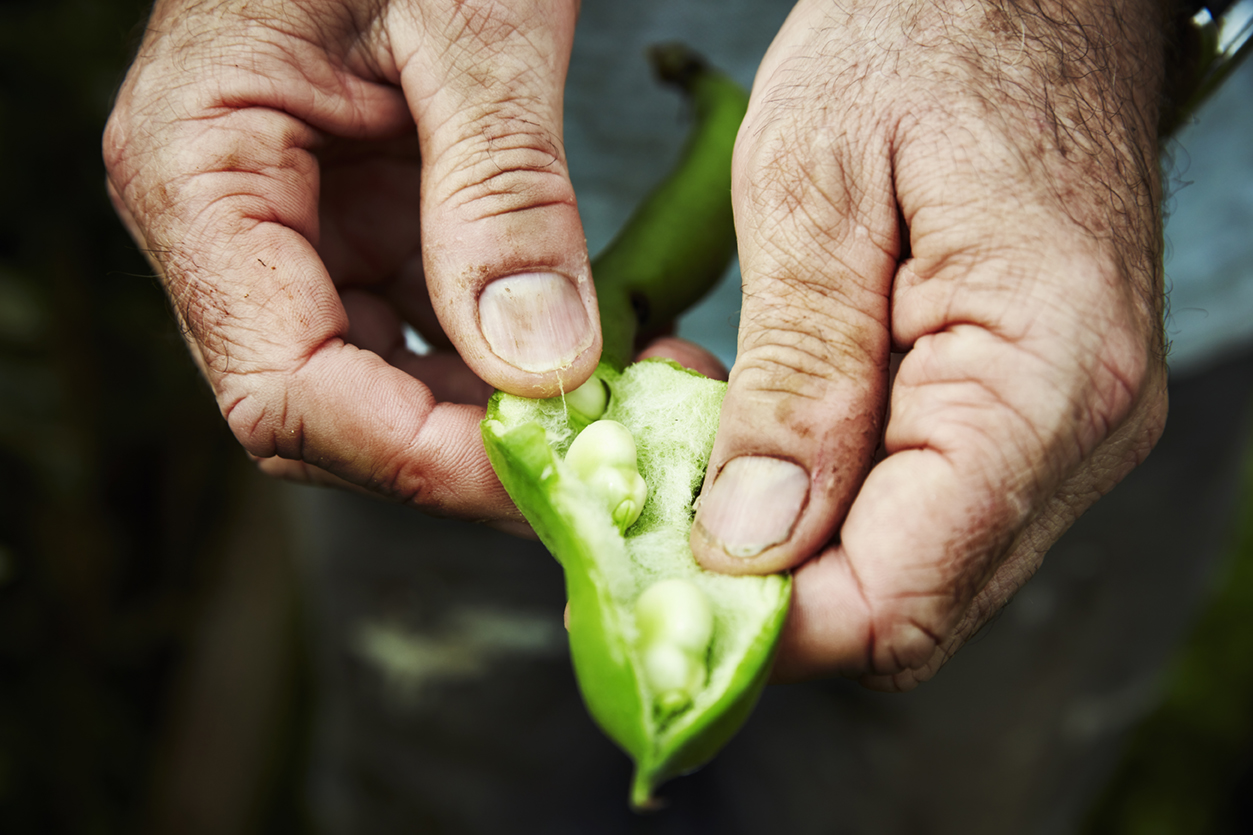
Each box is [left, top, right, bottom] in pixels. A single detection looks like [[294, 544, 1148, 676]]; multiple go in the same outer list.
[[689, 0, 1171, 689]]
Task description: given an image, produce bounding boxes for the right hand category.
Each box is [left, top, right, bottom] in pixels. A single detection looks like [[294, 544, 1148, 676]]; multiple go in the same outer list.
[[104, 0, 601, 522]]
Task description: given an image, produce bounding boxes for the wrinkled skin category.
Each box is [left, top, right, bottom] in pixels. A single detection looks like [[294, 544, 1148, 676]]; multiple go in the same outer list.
[[106, 0, 1170, 689], [105, 0, 600, 522], [689, 0, 1170, 690]]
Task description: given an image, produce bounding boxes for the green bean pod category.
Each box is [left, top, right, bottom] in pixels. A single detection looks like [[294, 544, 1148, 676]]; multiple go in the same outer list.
[[483, 361, 790, 808], [593, 42, 751, 369], [481, 45, 792, 809]]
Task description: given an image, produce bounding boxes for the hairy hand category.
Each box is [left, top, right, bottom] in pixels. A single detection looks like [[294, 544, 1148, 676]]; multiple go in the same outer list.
[[690, 0, 1170, 689], [104, 0, 599, 521]]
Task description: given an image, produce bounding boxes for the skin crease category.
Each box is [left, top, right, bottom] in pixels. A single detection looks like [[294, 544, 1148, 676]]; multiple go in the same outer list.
[[106, 0, 1170, 689]]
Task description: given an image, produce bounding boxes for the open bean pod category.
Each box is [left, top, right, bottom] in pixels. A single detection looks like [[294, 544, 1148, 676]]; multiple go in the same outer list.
[[483, 360, 791, 808]]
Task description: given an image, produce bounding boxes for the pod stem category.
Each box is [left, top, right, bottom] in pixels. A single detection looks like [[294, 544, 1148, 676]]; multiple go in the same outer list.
[[591, 43, 748, 369]]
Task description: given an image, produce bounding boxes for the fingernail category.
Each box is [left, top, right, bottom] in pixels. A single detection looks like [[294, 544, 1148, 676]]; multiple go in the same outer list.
[[479, 272, 592, 372], [694, 456, 809, 558]]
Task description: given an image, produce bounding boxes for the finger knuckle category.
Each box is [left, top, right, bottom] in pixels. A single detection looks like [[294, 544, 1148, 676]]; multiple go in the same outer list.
[[435, 113, 573, 220], [865, 614, 945, 681], [1024, 250, 1166, 461], [442, 0, 528, 50], [735, 288, 883, 399], [734, 65, 897, 252], [735, 102, 856, 233], [735, 330, 855, 405], [220, 375, 307, 462], [102, 108, 132, 180]]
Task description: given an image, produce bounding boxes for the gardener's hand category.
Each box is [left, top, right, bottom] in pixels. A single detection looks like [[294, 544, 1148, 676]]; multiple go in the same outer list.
[[104, 0, 598, 521], [690, 0, 1170, 689]]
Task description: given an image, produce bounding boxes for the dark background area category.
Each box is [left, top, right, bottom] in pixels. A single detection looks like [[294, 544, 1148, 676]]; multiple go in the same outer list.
[[0, 0, 1251, 832], [0, 0, 303, 830]]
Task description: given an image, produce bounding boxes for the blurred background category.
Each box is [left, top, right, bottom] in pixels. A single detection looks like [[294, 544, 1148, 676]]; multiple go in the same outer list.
[[0, 0, 307, 830], [1, 0, 1251, 832]]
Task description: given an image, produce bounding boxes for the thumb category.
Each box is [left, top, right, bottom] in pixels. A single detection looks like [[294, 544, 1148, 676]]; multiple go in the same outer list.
[[690, 70, 898, 575], [397, 0, 599, 397]]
